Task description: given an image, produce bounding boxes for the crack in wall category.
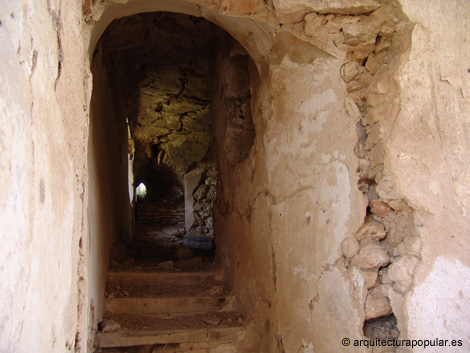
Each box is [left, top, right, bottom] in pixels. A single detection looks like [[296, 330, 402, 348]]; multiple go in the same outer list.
[[46, 0, 63, 91]]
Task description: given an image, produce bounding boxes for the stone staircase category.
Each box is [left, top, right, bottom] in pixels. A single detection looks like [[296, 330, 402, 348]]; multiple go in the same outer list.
[[94, 269, 255, 353]]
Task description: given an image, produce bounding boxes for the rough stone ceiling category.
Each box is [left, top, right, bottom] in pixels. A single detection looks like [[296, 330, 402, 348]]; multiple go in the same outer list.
[[103, 12, 214, 184]]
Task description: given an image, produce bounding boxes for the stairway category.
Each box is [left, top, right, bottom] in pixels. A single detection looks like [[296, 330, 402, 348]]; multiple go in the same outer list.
[[94, 226, 256, 353]]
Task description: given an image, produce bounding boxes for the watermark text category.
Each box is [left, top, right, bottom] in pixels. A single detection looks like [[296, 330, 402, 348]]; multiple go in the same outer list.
[[342, 338, 463, 349]]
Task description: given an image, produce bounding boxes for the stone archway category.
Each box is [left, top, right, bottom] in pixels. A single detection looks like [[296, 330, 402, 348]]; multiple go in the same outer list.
[[87, 0, 275, 69]]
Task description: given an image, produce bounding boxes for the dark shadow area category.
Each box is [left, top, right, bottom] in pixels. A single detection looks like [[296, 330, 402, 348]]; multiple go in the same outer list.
[[91, 9, 261, 353], [92, 11, 255, 274], [364, 313, 399, 340], [96, 12, 218, 269]]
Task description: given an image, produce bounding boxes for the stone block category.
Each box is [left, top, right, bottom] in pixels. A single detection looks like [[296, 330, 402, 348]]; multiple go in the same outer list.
[[355, 218, 386, 243], [162, 226, 182, 237], [99, 319, 120, 332], [362, 269, 379, 289], [175, 257, 204, 270], [388, 255, 419, 293], [177, 246, 194, 260], [342, 22, 379, 46], [352, 242, 390, 270], [342, 237, 360, 258], [157, 261, 174, 270], [304, 13, 324, 37], [369, 199, 392, 217], [340, 61, 362, 83], [365, 288, 392, 320], [365, 121, 383, 151], [273, 0, 380, 18], [369, 141, 385, 168], [365, 53, 383, 75]]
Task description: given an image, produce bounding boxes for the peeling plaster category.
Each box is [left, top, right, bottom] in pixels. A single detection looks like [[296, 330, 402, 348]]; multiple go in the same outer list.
[[297, 88, 337, 116]]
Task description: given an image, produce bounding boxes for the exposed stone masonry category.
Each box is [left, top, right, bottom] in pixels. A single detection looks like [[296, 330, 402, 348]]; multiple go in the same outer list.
[[191, 167, 218, 236], [217, 0, 421, 344], [92, 2, 434, 352], [324, 3, 420, 348]]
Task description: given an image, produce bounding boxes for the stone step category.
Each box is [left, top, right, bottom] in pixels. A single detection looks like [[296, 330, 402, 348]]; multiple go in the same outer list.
[[97, 270, 254, 351], [107, 271, 217, 286], [105, 296, 225, 316], [95, 326, 245, 348], [106, 280, 227, 300]]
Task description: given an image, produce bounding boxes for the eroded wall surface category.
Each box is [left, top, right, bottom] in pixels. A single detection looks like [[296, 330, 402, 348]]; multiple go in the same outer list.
[[0, 0, 91, 351], [204, 0, 470, 352], [212, 21, 368, 353]]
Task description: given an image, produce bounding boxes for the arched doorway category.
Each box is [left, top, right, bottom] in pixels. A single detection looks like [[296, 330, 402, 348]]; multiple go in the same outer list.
[[88, 6, 264, 351]]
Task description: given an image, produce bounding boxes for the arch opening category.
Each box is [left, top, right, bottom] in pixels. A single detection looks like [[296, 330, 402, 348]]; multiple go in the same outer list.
[[88, 10, 258, 268]]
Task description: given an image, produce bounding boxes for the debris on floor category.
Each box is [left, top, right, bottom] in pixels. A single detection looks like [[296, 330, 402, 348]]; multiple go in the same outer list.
[[96, 223, 250, 353]]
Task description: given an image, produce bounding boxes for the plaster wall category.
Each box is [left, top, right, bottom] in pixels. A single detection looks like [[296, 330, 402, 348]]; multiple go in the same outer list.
[[202, 0, 470, 351], [0, 0, 91, 351], [212, 27, 367, 352], [385, 1, 470, 350]]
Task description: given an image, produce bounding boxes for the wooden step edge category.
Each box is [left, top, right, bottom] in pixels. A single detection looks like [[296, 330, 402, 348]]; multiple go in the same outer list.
[[95, 326, 245, 348], [105, 296, 225, 315], [107, 271, 217, 285]]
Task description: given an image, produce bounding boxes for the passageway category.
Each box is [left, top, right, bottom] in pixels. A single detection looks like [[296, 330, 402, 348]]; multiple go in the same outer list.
[[90, 11, 257, 352]]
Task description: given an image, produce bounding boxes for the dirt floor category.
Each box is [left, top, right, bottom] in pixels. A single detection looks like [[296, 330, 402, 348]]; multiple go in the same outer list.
[[109, 224, 216, 273]]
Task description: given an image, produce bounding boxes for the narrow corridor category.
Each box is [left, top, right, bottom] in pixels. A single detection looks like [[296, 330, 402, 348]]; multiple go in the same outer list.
[[90, 11, 258, 352]]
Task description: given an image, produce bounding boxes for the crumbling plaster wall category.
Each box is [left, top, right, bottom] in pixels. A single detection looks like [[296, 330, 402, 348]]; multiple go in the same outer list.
[[0, 0, 91, 352], [87, 1, 468, 350], [88, 5, 371, 351], [212, 26, 368, 352], [205, 1, 470, 352]]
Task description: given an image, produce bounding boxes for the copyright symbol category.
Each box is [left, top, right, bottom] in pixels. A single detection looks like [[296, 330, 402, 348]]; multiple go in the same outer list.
[[342, 338, 350, 346]]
